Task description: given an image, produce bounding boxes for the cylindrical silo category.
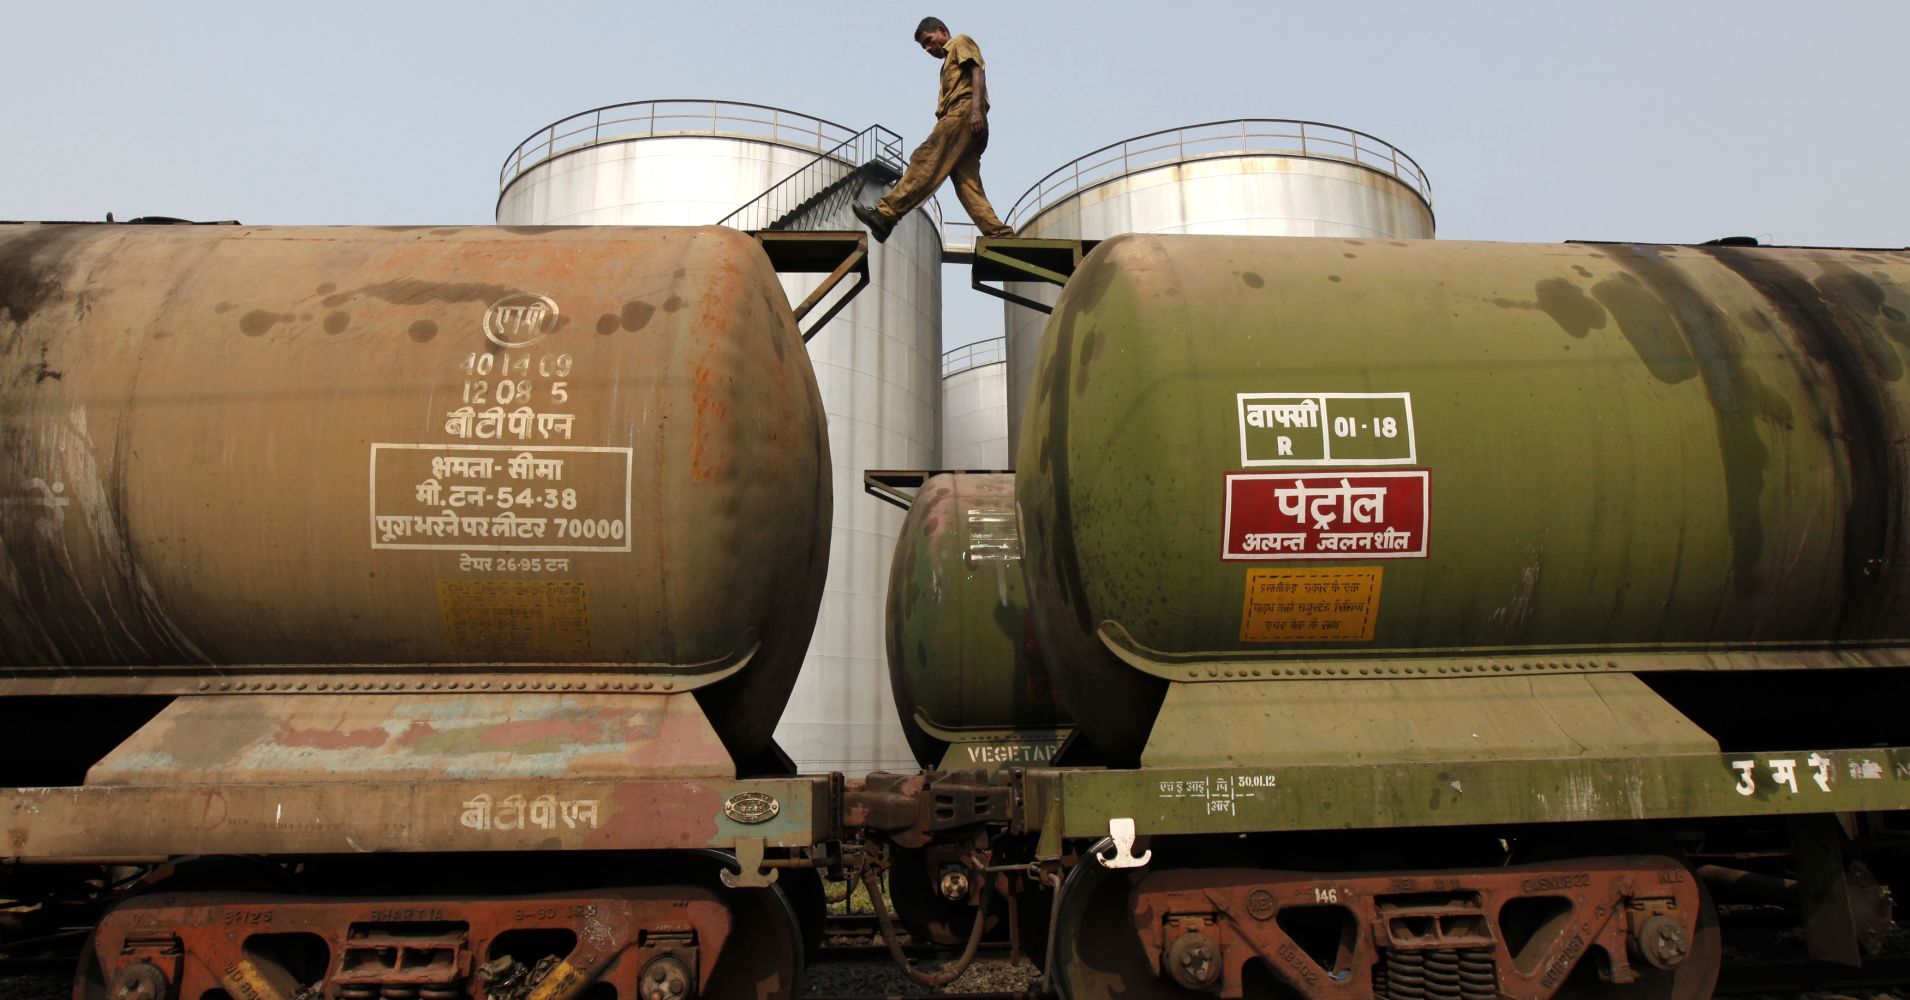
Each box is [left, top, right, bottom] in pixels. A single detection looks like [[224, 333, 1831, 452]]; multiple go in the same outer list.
[[939, 337, 1010, 469], [1001, 119, 1436, 451], [498, 100, 940, 772]]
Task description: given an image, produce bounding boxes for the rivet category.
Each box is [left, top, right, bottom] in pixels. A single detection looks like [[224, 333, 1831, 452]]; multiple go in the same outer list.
[[218, 682, 231, 691], [1188, 670, 1199, 678], [662, 682, 674, 691], [1251, 669, 1262, 677], [1222, 670, 1233, 678], [480, 681, 491, 690], [1437, 666, 1448, 674], [316, 682, 330, 691], [598, 681, 609, 690], [643, 681, 655, 690], [265, 682, 277, 691], [1358, 668, 1369, 675], [296, 682, 307, 691], [1607, 661, 1619, 669], [197, 680, 209, 691]]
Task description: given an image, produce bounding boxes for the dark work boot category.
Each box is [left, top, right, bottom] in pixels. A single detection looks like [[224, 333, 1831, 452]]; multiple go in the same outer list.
[[852, 203, 895, 244]]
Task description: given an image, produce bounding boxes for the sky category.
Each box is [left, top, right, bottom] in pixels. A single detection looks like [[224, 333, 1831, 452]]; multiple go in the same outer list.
[[5, 1, 1907, 348]]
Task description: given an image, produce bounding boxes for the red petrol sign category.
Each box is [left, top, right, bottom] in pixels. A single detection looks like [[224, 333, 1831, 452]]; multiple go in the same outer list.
[[1222, 470, 1429, 560]]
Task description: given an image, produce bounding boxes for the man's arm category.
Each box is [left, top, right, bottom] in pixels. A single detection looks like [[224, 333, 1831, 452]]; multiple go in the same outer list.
[[967, 64, 989, 134]]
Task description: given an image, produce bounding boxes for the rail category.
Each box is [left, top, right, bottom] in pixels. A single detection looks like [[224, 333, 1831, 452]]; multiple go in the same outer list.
[[942, 337, 1006, 378], [1003, 119, 1433, 231], [717, 126, 906, 232], [499, 100, 859, 192]]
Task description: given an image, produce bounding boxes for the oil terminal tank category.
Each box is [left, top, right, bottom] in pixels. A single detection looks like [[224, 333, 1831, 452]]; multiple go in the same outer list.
[[1018, 234, 1910, 759], [0, 223, 829, 761], [498, 100, 938, 771], [1001, 120, 1435, 453], [885, 473, 1066, 768], [940, 338, 1010, 469]]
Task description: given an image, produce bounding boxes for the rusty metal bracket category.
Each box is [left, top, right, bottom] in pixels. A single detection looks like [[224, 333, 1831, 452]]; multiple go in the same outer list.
[[970, 237, 1100, 313], [752, 230, 870, 341], [720, 836, 779, 889], [1127, 857, 1706, 1000], [83, 889, 726, 1000]]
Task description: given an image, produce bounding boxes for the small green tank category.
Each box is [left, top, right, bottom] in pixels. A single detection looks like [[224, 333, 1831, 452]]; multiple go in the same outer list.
[[1017, 234, 1910, 759], [885, 473, 1069, 769]]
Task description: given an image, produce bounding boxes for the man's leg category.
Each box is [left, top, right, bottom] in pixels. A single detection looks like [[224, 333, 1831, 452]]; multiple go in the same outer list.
[[950, 132, 1013, 237], [875, 115, 972, 222]]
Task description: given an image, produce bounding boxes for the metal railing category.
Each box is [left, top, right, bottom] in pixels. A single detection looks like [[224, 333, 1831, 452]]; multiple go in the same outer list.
[[499, 100, 860, 193], [717, 126, 906, 231], [1003, 119, 1433, 231], [942, 219, 981, 256], [942, 337, 1006, 377]]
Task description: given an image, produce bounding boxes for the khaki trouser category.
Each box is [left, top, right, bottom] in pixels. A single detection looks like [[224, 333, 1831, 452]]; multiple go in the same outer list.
[[875, 104, 1013, 236]]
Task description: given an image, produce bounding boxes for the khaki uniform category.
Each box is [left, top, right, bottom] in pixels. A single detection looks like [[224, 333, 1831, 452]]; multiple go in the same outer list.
[[874, 34, 1014, 236]]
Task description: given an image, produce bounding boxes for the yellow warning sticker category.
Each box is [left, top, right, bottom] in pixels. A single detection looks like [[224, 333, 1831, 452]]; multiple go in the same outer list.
[[1239, 567, 1382, 642], [438, 580, 592, 656]]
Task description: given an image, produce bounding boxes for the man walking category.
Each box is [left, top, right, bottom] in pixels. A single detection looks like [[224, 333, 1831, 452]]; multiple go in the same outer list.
[[853, 17, 1015, 244]]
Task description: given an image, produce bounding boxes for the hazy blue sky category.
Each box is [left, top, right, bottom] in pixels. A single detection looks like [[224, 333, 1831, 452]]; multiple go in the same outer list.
[[5, 1, 1906, 346]]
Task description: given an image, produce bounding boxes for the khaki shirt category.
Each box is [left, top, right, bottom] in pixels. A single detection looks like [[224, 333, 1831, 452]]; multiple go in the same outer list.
[[935, 34, 988, 118]]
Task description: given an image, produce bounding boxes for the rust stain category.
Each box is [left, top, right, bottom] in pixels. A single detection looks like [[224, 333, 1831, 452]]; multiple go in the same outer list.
[[273, 721, 389, 750], [688, 362, 728, 482], [590, 783, 724, 849]]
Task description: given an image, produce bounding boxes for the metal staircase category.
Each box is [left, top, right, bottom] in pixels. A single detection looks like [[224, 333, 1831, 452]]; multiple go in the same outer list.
[[717, 125, 905, 232]]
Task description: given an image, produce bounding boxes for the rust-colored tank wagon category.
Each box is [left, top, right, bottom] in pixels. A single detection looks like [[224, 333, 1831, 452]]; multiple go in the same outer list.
[[0, 223, 829, 759], [1018, 234, 1910, 760], [0, 223, 867, 1000], [884, 472, 1069, 769]]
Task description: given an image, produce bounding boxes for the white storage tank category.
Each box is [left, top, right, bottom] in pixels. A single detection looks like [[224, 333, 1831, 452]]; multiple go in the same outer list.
[[1001, 119, 1436, 450], [498, 100, 938, 772], [939, 337, 1010, 470]]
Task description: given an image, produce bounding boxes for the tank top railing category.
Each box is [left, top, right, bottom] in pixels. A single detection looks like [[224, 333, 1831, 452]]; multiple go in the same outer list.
[[941, 220, 981, 256], [942, 337, 1007, 378], [499, 100, 860, 192], [1003, 119, 1433, 231], [716, 126, 905, 232]]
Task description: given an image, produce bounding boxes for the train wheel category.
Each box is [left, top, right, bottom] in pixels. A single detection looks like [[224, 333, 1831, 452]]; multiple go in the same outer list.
[[1050, 847, 1196, 1000], [73, 856, 302, 1000], [667, 851, 805, 1000], [1551, 880, 1720, 1000]]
